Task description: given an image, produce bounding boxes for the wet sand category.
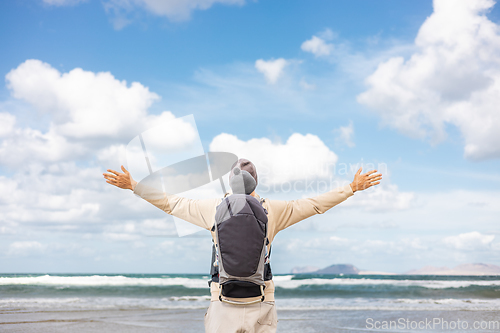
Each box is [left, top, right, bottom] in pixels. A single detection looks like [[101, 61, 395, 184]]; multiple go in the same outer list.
[[2, 308, 499, 332], [1, 309, 207, 333]]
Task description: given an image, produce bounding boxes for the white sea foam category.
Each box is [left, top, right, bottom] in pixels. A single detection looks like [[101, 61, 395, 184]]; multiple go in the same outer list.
[[274, 277, 500, 289], [2, 296, 500, 312], [272, 275, 294, 282], [0, 296, 211, 311], [1, 275, 499, 290], [0, 275, 208, 288]]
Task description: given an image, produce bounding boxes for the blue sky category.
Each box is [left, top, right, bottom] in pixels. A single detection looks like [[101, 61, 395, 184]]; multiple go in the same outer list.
[[1, 0, 500, 274]]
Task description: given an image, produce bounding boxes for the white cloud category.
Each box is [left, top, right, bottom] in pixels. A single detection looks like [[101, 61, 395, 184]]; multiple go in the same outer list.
[[209, 132, 338, 186], [301, 36, 334, 57], [2, 60, 198, 168], [443, 231, 495, 250], [104, 0, 245, 28], [255, 58, 288, 84], [357, 0, 500, 160], [0, 60, 205, 245], [333, 120, 355, 148], [0, 125, 84, 168], [96, 144, 128, 168], [0, 112, 16, 137], [6, 59, 161, 141], [0, 162, 102, 224]]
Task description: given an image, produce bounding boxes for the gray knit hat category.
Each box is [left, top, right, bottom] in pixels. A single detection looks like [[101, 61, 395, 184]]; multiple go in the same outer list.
[[229, 158, 258, 194]]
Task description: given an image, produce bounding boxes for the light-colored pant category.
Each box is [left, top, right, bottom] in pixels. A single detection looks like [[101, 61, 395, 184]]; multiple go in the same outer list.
[[204, 300, 278, 333]]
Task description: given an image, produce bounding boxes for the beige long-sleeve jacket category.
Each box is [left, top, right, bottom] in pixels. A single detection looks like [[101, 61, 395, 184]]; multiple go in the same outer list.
[[133, 182, 354, 302]]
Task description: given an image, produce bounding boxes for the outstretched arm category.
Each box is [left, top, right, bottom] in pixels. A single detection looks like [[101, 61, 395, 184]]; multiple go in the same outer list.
[[103, 165, 218, 230], [269, 167, 382, 237]]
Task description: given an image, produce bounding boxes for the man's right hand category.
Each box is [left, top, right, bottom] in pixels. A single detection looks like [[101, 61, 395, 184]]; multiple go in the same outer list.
[[350, 167, 382, 193], [103, 165, 137, 191]]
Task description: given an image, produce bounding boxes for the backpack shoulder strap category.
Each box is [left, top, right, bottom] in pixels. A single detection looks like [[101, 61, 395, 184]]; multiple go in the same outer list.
[[259, 197, 268, 215], [211, 196, 227, 232]]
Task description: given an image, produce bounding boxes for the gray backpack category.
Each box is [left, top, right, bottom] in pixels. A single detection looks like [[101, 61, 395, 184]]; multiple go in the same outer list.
[[209, 168, 272, 304]]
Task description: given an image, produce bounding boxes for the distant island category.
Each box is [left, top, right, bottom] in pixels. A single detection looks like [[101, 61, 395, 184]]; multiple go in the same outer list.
[[290, 264, 395, 275], [290, 263, 500, 275]]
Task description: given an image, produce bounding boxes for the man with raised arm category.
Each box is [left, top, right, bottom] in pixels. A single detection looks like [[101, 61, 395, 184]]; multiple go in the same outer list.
[[103, 159, 382, 333]]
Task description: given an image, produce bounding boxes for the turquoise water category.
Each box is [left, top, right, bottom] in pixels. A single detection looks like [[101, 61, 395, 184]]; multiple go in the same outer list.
[[1, 273, 500, 311]]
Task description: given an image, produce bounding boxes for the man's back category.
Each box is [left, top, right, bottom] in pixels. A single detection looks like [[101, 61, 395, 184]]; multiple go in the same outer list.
[[104, 160, 382, 333], [132, 181, 355, 303]]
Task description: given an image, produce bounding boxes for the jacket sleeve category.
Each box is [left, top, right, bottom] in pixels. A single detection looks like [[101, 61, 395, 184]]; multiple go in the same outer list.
[[133, 181, 220, 231], [267, 183, 354, 236]]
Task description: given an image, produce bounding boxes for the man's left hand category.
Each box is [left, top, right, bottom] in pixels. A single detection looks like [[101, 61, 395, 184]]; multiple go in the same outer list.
[[350, 167, 382, 193]]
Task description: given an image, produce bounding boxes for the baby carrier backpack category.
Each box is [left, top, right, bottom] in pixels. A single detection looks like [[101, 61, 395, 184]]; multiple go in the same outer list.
[[209, 167, 273, 304]]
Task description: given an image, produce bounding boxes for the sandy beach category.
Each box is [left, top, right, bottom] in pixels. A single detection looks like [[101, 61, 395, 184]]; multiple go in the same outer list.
[[3, 308, 500, 332]]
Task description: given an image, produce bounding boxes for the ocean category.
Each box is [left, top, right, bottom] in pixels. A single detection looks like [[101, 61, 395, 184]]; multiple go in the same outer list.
[[1, 273, 500, 332]]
